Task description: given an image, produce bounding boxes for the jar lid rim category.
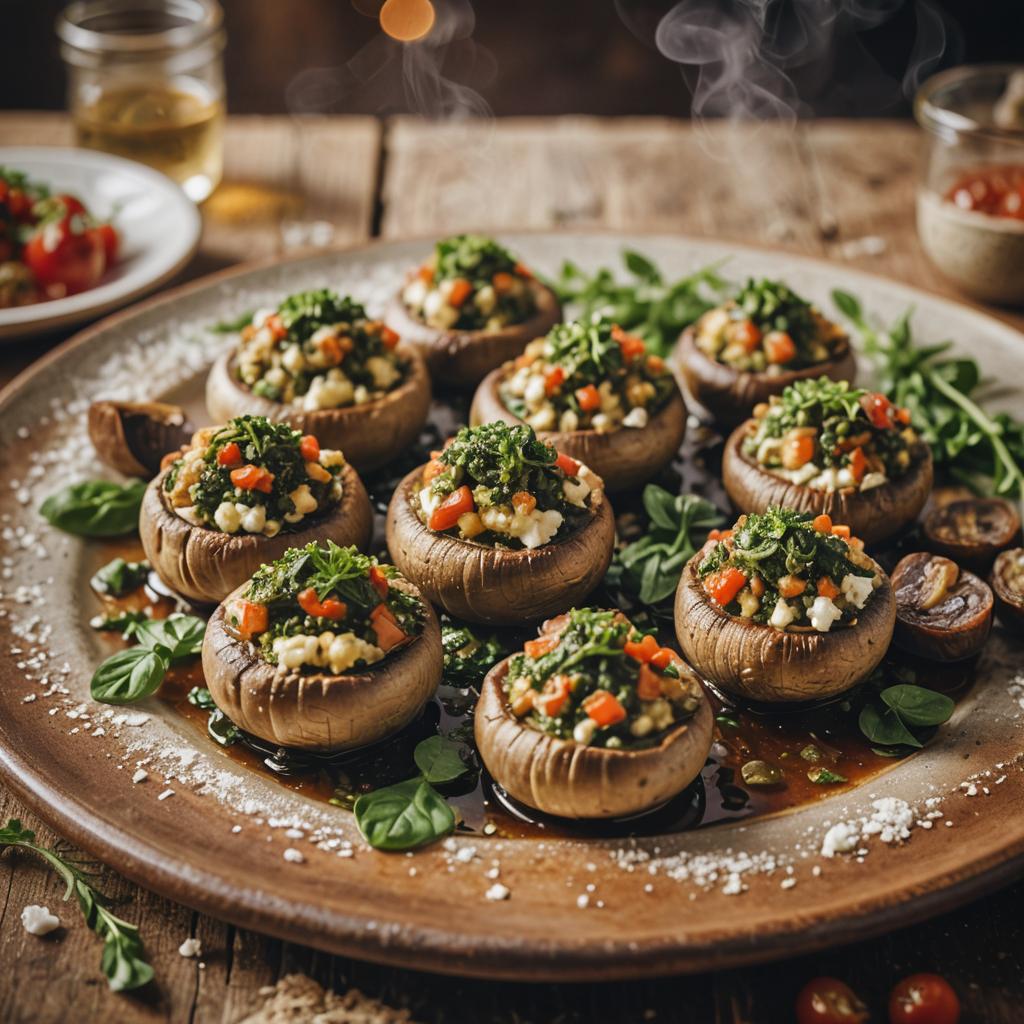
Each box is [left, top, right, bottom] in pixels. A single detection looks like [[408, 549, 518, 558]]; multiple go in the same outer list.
[[56, 0, 223, 55], [914, 62, 1024, 145]]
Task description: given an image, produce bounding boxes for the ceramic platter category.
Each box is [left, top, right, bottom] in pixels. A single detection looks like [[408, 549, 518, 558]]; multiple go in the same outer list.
[[0, 234, 1022, 981]]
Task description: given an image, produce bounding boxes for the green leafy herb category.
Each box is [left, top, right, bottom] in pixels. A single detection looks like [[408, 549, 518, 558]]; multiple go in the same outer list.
[[610, 487, 724, 605], [354, 736, 469, 851], [89, 609, 149, 637], [186, 686, 216, 710], [277, 289, 367, 341], [40, 480, 146, 537], [833, 290, 1024, 496], [207, 709, 240, 746], [0, 819, 152, 991], [90, 557, 150, 597], [208, 309, 255, 333], [807, 767, 847, 784], [858, 683, 954, 752], [130, 613, 205, 659], [551, 252, 729, 357], [441, 623, 506, 688]]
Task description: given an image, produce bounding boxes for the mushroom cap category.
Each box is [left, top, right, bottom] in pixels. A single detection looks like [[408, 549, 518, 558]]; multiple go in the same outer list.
[[721, 421, 933, 546], [383, 279, 561, 390], [674, 542, 896, 702], [385, 466, 615, 625], [202, 579, 443, 751], [204, 343, 432, 473], [474, 656, 714, 819], [991, 547, 1024, 634], [673, 325, 857, 428], [140, 462, 374, 606], [468, 368, 688, 493], [922, 497, 1022, 573], [88, 400, 194, 478]]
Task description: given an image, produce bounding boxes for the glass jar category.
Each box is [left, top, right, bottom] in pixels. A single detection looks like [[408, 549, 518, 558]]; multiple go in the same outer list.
[[914, 64, 1024, 305], [57, 0, 226, 203]]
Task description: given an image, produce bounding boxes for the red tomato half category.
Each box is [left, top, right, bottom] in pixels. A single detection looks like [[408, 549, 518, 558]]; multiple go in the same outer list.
[[796, 977, 869, 1024], [888, 974, 960, 1024], [93, 223, 119, 266], [21, 217, 105, 297]]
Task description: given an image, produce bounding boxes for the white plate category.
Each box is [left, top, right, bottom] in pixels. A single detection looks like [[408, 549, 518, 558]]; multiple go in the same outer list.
[[0, 146, 201, 341]]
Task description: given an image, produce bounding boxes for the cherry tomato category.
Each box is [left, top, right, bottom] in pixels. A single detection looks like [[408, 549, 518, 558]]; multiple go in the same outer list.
[[888, 974, 960, 1024], [54, 193, 87, 217], [6, 188, 33, 221], [92, 223, 119, 265], [21, 217, 105, 296], [796, 977, 869, 1024]]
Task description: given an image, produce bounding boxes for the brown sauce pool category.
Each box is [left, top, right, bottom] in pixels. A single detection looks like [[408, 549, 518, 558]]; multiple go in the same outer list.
[[86, 406, 977, 842]]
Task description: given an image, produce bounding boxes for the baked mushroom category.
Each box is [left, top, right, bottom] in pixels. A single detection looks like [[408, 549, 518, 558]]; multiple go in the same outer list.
[[469, 319, 687, 492], [922, 497, 1021, 572], [722, 377, 933, 546], [203, 542, 442, 751], [891, 551, 993, 661], [88, 400, 194, 478], [384, 234, 561, 390], [385, 421, 614, 625], [991, 547, 1024, 633], [205, 289, 431, 472], [674, 507, 896, 702], [141, 416, 373, 605], [475, 608, 713, 819], [674, 278, 856, 427]]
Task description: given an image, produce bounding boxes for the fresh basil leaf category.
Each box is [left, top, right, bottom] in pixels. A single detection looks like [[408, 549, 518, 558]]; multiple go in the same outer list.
[[132, 614, 205, 659], [209, 309, 254, 333], [90, 557, 150, 597], [830, 289, 862, 322], [413, 736, 468, 784], [186, 686, 216, 710], [642, 485, 678, 531], [623, 249, 661, 284], [858, 702, 923, 749], [89, 609, 149, 637], [354, 778, 455, 851], [40, 479, 146, 537], [880, 684, 955, 728], [91, 646, 169, 704]]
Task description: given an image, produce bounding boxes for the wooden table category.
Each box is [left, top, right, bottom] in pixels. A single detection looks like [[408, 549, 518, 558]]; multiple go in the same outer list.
[[1, 113, 1022, 1023]]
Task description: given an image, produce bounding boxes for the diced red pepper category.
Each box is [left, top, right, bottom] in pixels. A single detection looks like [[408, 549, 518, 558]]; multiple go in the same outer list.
[[535, 674, 571, 717], [428, 485, 474, 532], [576, 384, 601, 411], [817, 576, 841, 600], [624, 633, 659, 663], [266, 314, 288, 340], [370, 603, 407, 651], [524, 635, 558, 659], [732, 319, 762, 352], [369, 565, 389, 598], [423, 458, 446, 483], [649, 647, 674, 670], [583, 690, 627, 727], [544, 366, 565, 395], [297, 588, 347, 620], [230, 465, 275, 493], [299, 434, 320, 462], [380, 325, 400, 349], [831, 523, 852, 539], [448, 278, 473, 307], [235, 600, 268, 639], [555, 451, 580, 476], [848, 445, 866, 483], [511, 491, 536, 515], [705, 566, 747, 607], [514, 261, 532, 279], [860, 391, 896, 429], [217, 442, 242, 468], [612, 324, 647, 363], [764, 330, 796, 364], [492, 271, 516, 294], [417, 264, 434, 284], [637, 663, 663, 701], [812, 514, 833, 533]]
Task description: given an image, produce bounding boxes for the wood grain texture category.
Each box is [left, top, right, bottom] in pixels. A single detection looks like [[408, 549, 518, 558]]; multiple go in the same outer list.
[[1, 113, 1023, 1023]]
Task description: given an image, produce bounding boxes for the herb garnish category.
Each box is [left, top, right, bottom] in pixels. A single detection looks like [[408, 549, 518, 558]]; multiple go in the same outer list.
[[209, 309, 254, 333], [187, 687, 240, 746], [354, 735, 468, 851], [833, 290, 1024, 496], [858, 683, 954, 752], [0, 819, 153, 991], [441, 623, 506, 688], [90, 557, 150, 597], [40, 479, 146, 537], [551, 251, 728, 358]]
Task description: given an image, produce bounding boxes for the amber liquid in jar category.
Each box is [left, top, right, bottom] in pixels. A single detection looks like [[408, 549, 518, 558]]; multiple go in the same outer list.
[[73, 83, 224, 202]]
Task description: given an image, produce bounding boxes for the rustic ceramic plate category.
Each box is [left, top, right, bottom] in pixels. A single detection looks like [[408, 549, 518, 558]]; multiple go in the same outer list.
[[0, 234, 1022, 981], [0, 147, 201, 341]]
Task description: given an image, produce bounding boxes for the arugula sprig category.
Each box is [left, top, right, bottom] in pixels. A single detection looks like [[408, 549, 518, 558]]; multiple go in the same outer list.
[[833, 290, 1024, 496], [0, 819, 153, 991], [551, 251, 729, 357]]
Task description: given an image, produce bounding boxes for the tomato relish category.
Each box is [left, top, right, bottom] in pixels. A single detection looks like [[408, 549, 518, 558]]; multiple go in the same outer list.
[[505, 608, 704, 749], [946, 164, 1024, 220]]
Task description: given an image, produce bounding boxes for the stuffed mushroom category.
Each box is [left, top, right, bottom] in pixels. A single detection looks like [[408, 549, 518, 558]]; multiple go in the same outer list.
[[206, 288, 430, 472], [469, 318, 687, 492], [141, 416, 373, 605], [674, 278, 856, 426], [384, 234, 561, 389], [385, 421, 615, 625], [203, 542, 442, 751], [475, 608, 713, 819], [722, 377, 932, 546], [675, 507, 896, 702]]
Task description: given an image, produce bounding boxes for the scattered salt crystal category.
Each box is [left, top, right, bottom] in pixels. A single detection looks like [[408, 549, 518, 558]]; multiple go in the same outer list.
[[485, 883, 510, 901], [178, 937, 202, 958], [454, 845, 476, 863], [157, 789, 174, 801], [821, 822, 858, 858], [132, 769, 148, 784], [283, 848, 305, 864], [780, 877, 797, 890], [576, 894, 590, 909], [21, 905, 60, 935], [21, 694, 35, 703]]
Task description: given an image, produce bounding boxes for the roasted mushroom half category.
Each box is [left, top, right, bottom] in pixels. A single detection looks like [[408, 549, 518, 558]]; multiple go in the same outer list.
[[141, 417, 373, 605], [203, 544, 442, 751], [475, 609, 713, 819], [722, 378, 932, 546], [674, 278, 856, 427], [922, 498, 1022, 572], [384, 234, 561, 390], [385, 422, 615, 625], [204, 289, 431, 472], [892, 551, 993, 661], [674, 508, 896, 702], [88, 400, 194, 478], [991, 547, 1024, 633], [469, 320, 687, 492]]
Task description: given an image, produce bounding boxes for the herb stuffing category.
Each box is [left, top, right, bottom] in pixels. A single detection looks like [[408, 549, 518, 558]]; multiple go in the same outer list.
[[695, 278, 846, 372], [229, 542, 424, 676], [401, 234, 536, 331], [235, 288, 405, 409], [163, 416, 344, 537], [418, 421, 598, 549], [505, 608, 704, 749], [697, 508, 878, 633], [743, 377, 920, 492], [500, 318, 676, 434]]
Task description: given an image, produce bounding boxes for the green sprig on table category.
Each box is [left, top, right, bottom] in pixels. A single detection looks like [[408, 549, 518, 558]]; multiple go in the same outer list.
[[0, 819, 153, 991], [833, 290, 1024, 497]]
